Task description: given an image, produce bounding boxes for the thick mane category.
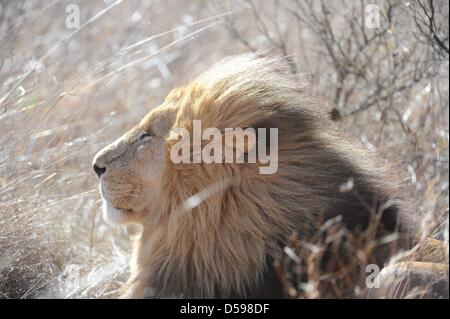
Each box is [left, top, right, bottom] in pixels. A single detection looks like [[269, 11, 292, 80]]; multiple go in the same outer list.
[[123, 54, 415, 298]]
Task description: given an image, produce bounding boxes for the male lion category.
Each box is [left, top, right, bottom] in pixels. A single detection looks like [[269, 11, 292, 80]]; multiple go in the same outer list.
[[93, 54, 448, 298]]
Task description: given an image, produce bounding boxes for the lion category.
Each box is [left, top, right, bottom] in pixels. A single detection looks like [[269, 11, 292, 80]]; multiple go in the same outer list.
[[93, 54, 448, 298]]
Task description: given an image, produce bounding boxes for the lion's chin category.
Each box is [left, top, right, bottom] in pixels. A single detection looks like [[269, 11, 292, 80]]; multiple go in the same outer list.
[[102, 200, 128, 225]]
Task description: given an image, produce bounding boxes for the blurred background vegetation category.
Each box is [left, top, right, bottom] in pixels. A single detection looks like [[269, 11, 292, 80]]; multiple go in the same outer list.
[[0, 0, 448, 298]]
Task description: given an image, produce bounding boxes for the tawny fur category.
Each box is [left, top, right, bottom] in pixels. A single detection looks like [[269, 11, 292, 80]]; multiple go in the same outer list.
[[110, 55, 418, 298]]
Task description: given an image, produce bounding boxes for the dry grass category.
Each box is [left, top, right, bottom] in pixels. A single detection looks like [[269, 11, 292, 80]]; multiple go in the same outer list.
[[0, 0, 448, 298]]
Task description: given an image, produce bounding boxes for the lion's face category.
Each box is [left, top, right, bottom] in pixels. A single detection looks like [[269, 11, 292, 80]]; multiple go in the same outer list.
[[92, 104, 176, 224]]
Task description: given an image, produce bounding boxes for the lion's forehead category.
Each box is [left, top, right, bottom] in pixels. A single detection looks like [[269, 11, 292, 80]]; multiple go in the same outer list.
[[139, 104, 178, 137]]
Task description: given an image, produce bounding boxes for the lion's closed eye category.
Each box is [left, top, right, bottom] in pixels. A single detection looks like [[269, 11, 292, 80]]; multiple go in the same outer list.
[[138, 132, 153, 143]]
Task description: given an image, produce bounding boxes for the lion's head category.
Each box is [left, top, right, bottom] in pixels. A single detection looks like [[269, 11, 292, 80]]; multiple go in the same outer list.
[[93, 54, 415, 298], [92, 103, 178, 224]]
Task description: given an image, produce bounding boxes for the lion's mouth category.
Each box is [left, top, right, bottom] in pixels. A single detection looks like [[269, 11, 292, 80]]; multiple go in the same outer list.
[[99, 182, 142, 224], [101, 200, 124, 224]]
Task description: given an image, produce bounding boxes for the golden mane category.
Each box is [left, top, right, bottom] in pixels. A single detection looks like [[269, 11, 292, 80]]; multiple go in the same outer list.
[[122, 54, 414, 298]]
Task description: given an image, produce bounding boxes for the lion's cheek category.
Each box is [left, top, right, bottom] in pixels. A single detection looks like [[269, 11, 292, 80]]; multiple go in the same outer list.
[[136, 148, 165, 192]]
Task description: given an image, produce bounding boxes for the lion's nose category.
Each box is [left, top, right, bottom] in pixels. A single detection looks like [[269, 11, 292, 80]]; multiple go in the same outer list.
[[93, 164, 106, 178]]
